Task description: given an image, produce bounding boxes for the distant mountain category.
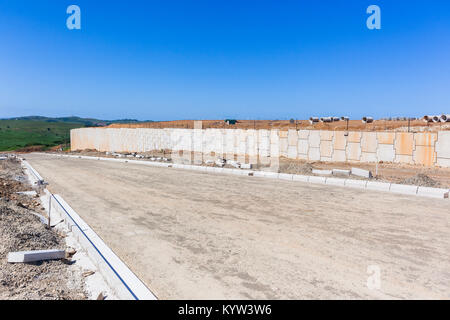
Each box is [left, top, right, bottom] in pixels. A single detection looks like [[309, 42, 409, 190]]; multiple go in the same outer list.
[[0, 116, 152, 127]]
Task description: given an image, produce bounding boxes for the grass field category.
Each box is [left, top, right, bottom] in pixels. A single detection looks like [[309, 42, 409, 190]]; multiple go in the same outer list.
[[0, 120, 83, 151]]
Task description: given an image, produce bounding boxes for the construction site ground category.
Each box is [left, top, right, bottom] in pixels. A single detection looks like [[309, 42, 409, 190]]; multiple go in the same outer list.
[[0, 157, 86, 300], [23, 153, 450, 299]]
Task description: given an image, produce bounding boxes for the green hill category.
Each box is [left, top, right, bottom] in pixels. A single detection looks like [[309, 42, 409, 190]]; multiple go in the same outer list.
[[0, 116, 152, 151]]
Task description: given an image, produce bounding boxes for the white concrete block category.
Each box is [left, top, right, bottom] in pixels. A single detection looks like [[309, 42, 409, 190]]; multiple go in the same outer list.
[[417, 187, 449, 199], [263, 171, 279, 179], [377, 144, 395, 162], [8, 249, 65, 263], [326, 177, 346, 186], [344, 179, 367, 189], [332, 169, 350, 176], [292, 175, 309, 182], [278, 173, 293, 181], [308, 147, 321, 161], [366, 181, 391, 192], [312, 169, 332, 175], [240, 163, 252, 169], [351, 167, 372, 178], [308, 176, 327, 184], [389, 183, 418, 195], [436, 131, 450, 159]]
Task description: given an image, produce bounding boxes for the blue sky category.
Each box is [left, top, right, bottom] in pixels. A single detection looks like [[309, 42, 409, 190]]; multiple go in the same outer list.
[[0, 0, 449, 121]]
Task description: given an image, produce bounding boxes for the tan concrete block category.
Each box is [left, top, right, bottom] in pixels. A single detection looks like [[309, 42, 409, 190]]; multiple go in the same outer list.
[[333, 131, 347, 150], [395, 132, 414, 156], [332, 149, 347, 162], [298, 130, 310, 139], [360, 152, 377, 163], [377, 132, 395, 145], [395, 154, 414, 164], [320, 141, 333, 157], [279, 130, 288, 138], [347, 132, 361, 143], [288, 129, 298, 146], [320, 131, 334, 141], [361, 132, 377, 153], [413, 146, 436, 166], [347, 142, 361, 161], [414, 132, 437, 147]]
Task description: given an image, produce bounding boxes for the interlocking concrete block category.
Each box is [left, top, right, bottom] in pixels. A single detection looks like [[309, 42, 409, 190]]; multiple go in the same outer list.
[[309, 131, 321, 148], [437, 157, 450, 168], [351, 167, 372, 178], [394, 154, 414, 164], [366, 181, 391, 192], [298, 130, 310, 140], [413, 146, 436, 166], [360, 152, 377, 163], [377, 144, 395, 162], [377, 132, 395, 145], [361, 132, 377, 153], [320, 140, 333, 157], [288, 129, 298, 146], [8, 249, 65, 263], [297, 139, 309, 155], [417, 187, 449, 199], [279, 130, 288, 138], [389, 183, 418, 195], [436, 131, 450, 159], [312, 169, 332, 175], [292, 175, 309, 182], [278, 173, 294, 181], [344, 179, 367, 189], [414, 132, 437, 147], [308, 147, 321, 161], [320, 131, 334, 141], [332, 149, 347, 162], [395, 132, 414, 156], [308, 176, 327, 184], [347, 142, 361, 161], [347, 132, 361, 143], [279, 138, 288, 157], [288, 146, 298, 159], [333, 131, 347, 150], [240, 163, 252, 169], [326, 177, 346, 186]]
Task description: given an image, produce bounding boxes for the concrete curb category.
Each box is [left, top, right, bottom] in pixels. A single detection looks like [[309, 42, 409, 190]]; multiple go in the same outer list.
[[21, 159, 157, 300], [34, 153, 450, 199]]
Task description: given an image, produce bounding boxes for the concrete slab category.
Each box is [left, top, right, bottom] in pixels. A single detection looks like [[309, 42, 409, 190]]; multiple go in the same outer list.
[[8, 249, 65, 263], [351, 167, 372, 178], [326, 177, 346, 186], [332, 169, 350, 176], [278, 173, 293, 181], [395, 132, 414, 156], [308, 176, 327, 184], [344, 179, 368, 189], [417, 187, 449, 199], [389, 184, 418, 196], [377, 144, 395, 162], [366, 181, 391, 192], [292, 175, 309, 182], [312, 169, 332, 175]]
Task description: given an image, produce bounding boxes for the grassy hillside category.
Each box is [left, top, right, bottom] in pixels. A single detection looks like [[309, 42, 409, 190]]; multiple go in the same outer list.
[[0, 120, 83, 151]]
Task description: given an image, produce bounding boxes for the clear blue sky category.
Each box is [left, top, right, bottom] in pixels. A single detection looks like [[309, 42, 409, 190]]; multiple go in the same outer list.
[[0, 0, 449, 121]]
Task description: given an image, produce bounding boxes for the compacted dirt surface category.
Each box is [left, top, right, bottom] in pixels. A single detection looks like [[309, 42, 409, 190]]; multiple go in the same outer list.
[[25, 153, 450, 299], [0, 156, 86, 300]]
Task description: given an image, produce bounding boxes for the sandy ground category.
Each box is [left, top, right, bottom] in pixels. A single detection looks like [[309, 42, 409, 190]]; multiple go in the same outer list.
[[25, 153, 450, 300]]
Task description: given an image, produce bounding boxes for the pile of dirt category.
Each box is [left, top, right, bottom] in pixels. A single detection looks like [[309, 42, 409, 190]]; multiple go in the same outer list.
[[278, 161, 313, 175], [0, 158, 86, 300], [399, 174, 441, 188]]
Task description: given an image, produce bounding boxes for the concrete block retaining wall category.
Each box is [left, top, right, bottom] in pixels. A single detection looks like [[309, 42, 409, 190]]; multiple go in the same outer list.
[[71, 128, 450, 168]]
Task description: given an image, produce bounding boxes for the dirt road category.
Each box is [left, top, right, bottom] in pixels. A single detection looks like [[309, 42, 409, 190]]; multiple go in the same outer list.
[[25, 153, 450, 299]]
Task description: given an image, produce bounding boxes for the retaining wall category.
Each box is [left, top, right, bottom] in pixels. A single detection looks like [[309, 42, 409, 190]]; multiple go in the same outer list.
[[71, 128, 450, 167]]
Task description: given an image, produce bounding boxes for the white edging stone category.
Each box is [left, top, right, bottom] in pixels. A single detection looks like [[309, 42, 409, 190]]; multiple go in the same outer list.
[[366, 181, 391, 192], [278, 173, 294, 181], [344, 179, 368, 189], [326, 177, 346, 186], [312, 169, 332, 175], [417, 187, 449, 199], [292, 175, 309, 182], [8, 249, 65, 263], [308, 176, 327, 185], [389, 183, 419, 195]]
